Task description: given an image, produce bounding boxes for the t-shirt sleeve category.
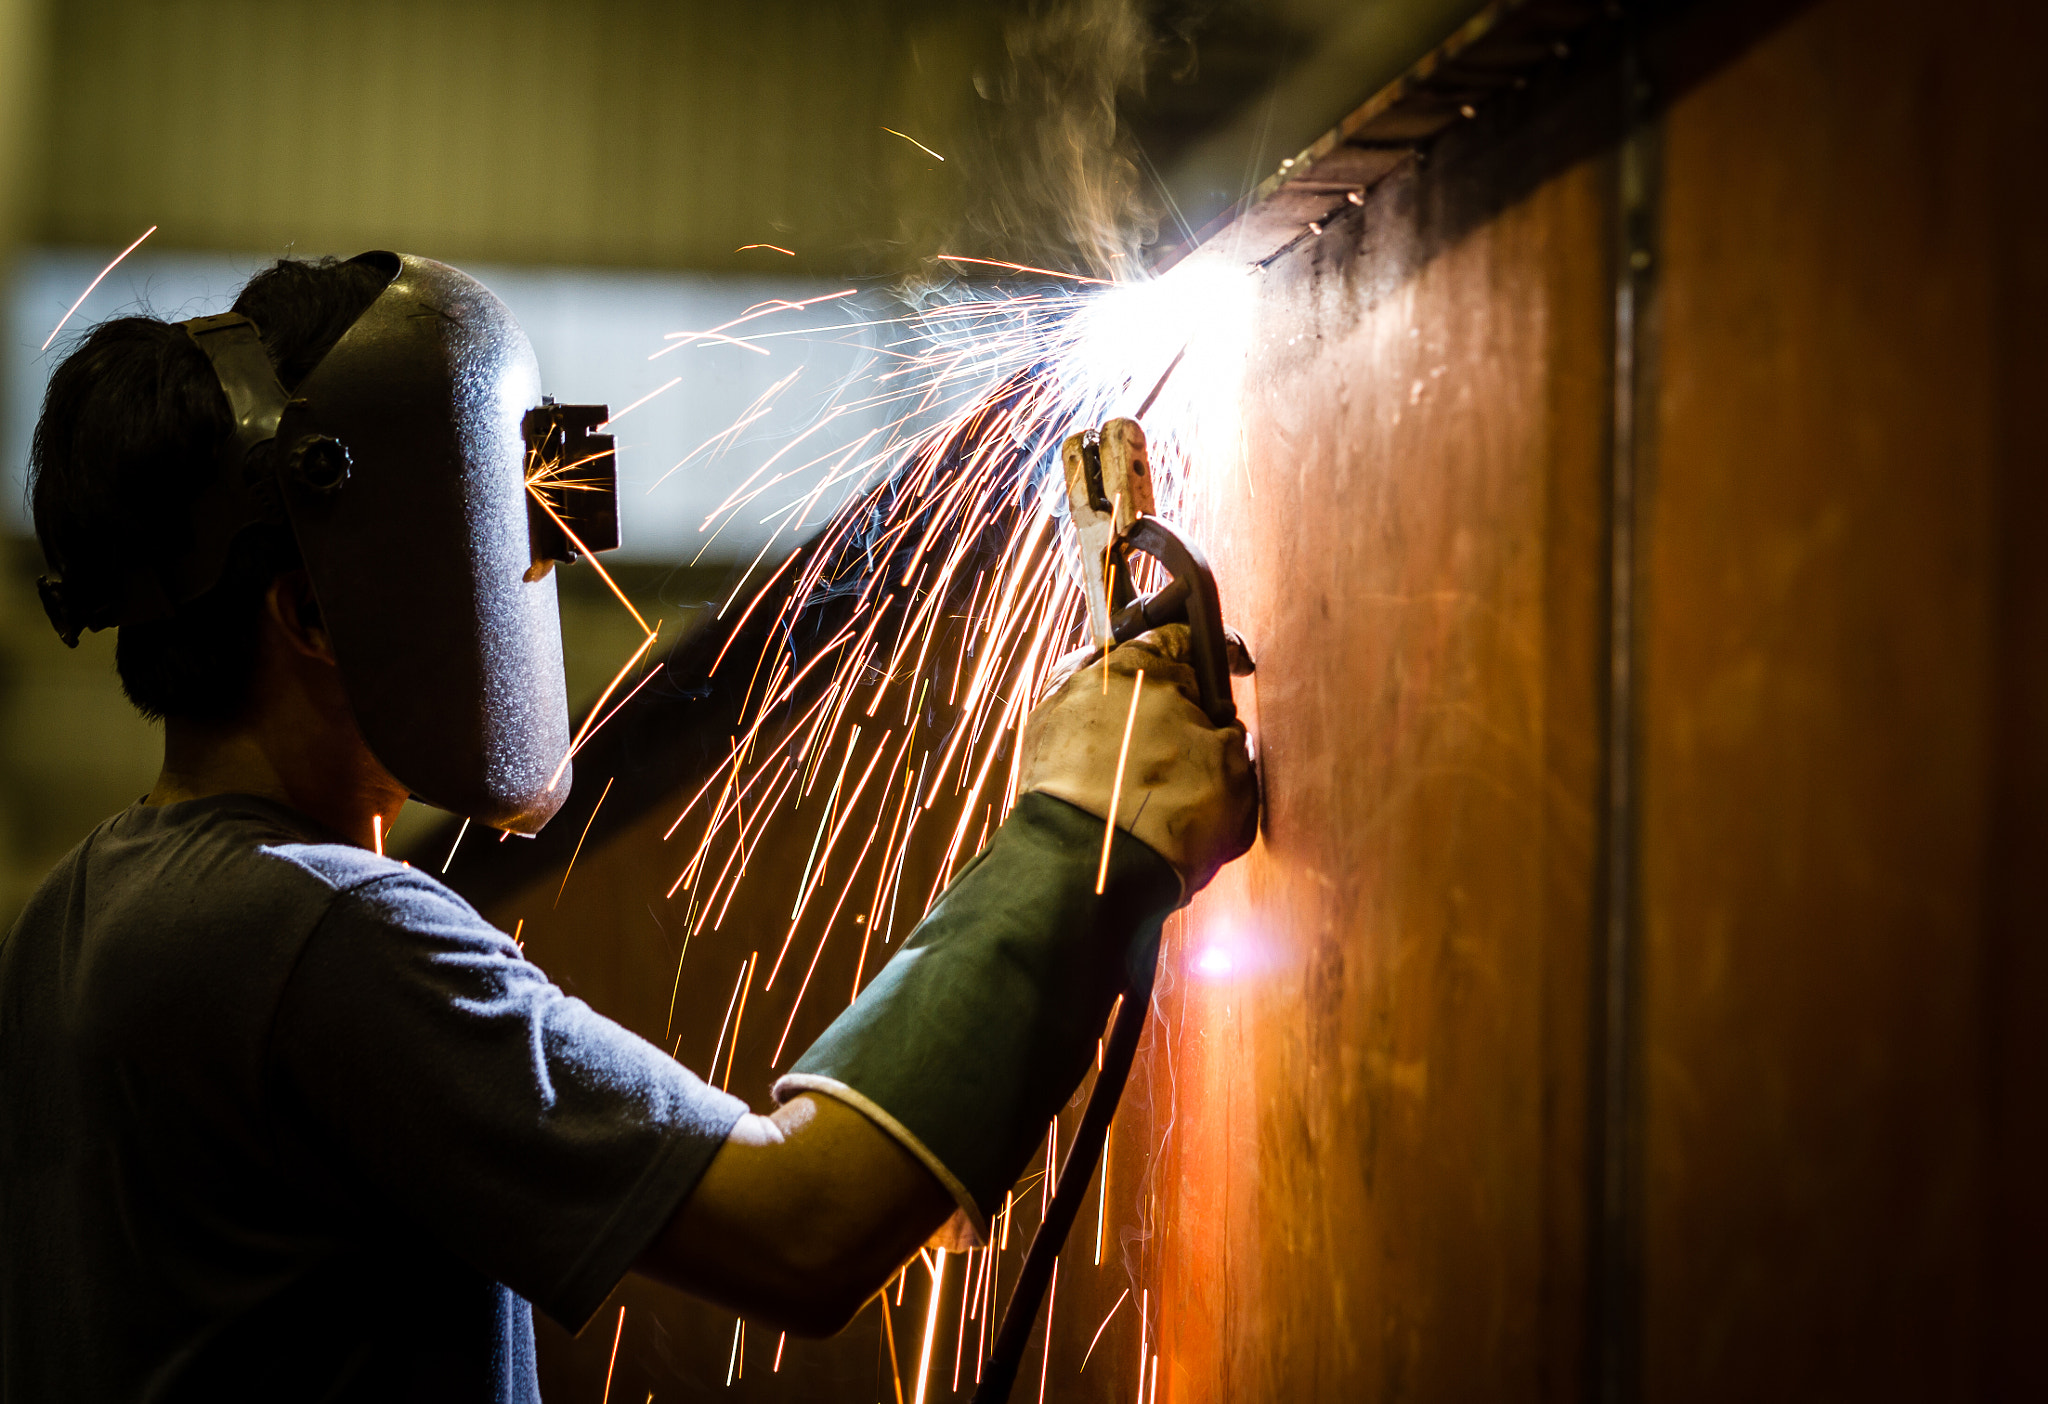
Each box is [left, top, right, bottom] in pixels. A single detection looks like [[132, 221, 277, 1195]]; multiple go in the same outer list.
[[268, 868, 746, 1331]]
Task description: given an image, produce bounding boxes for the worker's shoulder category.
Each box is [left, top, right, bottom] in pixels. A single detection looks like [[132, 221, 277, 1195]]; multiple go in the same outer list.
[[89, 795, 478, 930], [4, 799, 491, 1048], [260, 834, 443, 897], [263, 840, 485, 927]]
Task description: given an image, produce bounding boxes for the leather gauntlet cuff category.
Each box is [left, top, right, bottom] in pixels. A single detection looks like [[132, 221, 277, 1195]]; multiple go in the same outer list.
[[772, 792, 1178, 1240]]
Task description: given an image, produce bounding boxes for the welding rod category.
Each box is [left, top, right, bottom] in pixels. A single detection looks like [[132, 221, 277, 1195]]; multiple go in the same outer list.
[[1134, 344, 1188, 419]]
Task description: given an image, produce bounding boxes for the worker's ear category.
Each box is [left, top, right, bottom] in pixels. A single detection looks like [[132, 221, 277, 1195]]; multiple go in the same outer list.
[[263, 570, 337, 665]]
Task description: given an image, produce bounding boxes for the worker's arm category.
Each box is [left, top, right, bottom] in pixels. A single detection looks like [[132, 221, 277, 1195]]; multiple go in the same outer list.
[[634, 626, 1257, 1336], [633, 1093, 952, 1336]]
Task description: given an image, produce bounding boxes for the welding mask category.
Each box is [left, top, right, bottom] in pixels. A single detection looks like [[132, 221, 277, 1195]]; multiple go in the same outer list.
[[35, 251, 621, 833]]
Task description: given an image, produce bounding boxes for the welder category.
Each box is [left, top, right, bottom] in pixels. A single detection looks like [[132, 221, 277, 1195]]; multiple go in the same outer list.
[[0, 253, 1257, 1402]]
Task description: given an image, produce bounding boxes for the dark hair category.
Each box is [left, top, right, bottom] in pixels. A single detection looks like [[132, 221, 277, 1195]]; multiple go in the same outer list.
[[28, 256, 391, 721]]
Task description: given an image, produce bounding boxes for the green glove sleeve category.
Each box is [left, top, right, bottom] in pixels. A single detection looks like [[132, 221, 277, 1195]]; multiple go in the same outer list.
[[771, 791, 1179, 1239]]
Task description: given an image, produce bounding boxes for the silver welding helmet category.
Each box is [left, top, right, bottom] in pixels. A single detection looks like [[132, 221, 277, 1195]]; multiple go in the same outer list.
[[36, 250, 621, 833]]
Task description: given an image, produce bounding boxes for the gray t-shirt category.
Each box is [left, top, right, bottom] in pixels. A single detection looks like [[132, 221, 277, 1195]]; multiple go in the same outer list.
[[0, 795, 747, 1403]]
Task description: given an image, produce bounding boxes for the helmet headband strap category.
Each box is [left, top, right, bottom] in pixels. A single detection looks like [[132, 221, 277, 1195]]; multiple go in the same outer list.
[[36, 313, 297, 645]]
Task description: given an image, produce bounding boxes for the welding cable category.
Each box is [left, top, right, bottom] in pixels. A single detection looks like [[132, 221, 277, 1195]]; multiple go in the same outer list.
[[970, 954, 1155, 1404]]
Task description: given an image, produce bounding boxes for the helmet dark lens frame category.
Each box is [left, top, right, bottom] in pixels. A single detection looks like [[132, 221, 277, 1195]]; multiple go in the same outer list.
[[522, 401, 620, 573]]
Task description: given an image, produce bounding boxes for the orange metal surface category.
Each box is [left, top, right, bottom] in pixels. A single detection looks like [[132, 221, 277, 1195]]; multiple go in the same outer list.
[[1641, 0, 2034, 1394], [1121, 158, 1612, 1401]]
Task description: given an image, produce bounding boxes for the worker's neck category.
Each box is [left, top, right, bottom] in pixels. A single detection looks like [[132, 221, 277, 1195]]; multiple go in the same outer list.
[[148, 702, 405, 852], [142, 575, 408, 850]]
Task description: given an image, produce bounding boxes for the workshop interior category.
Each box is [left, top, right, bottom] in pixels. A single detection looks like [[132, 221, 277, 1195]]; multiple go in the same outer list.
[[1, 0, 2042, 1399]]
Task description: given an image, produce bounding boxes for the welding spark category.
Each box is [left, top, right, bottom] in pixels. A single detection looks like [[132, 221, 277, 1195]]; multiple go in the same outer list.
[[657, 328, 772, 358], [911, 1247, 947, 1404], [881, 1294, 906, 1404], [652, 372, 800, 494], [651, 288, 858, 361], [1097, 670, 1145, 894], [1038, 1260, 1058, 1404], [937, 254, 1109, 286], [881, 127, 947, 161], [601, 1307, 626, 1404], [721, 951, 759, 1091], [1136, 1291, 1149, 1404], [1095, 1115, 1111, 1263], [600, 378, 684, 429], [441, 816, 470, 874], [547, 623, 658, 792], [736, 243, 797, 256], [554, 775, 615, 907], [662, 903, 693, 1043], [952, 1246, 973, 1390], [528, 471, 658, 761], [709, 956, 749, 1080], [1043, 1117, 1059, 1209], [42, 226, 157, 351], [974, 1268, 989, 1383], [582, 662, 666, 752], [1079, 1288, 1129, 1371]]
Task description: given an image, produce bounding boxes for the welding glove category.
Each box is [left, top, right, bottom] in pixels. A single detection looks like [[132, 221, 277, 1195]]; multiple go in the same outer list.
[[1019, 623, 1258, 900], [774, 628, 1258, 1239]]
